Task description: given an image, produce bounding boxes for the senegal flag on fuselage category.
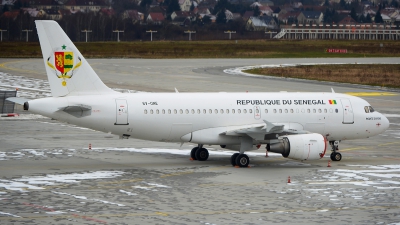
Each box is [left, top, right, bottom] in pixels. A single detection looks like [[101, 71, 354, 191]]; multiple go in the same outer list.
[[329, 100, 337, 104], [55, 51, 74, 74]]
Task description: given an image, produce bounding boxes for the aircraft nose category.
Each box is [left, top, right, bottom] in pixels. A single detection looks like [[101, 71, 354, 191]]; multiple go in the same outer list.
[[381, 114, 390, 131]]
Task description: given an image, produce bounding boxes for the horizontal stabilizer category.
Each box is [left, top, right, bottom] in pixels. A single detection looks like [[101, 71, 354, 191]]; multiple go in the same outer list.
[[6, 97, 29, 105]]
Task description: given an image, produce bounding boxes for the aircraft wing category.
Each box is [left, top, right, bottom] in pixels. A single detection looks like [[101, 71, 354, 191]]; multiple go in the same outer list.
[[221, 120, 308, 141]]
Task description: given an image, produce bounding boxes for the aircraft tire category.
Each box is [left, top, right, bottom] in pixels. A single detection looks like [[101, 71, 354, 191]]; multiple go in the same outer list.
[[230, 153, 240, 166], [330, 153, 335, 161], [333, 152, 342, 161], [191, 147, 199, 160], [195, 148, 209, 161], [235, 154, 249, 168]]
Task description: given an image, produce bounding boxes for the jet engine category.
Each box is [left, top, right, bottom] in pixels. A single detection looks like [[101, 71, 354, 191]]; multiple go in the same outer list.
[[267, 133, 327, 160], [220, 144, 261, 151]]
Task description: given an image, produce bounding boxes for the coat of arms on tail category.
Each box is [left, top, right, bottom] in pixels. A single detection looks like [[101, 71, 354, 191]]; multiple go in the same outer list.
[[46, 44, 82, 87]]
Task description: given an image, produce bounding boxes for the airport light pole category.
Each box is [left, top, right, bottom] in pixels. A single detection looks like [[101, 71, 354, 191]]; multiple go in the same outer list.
[[0, 29, 7, 42], [81, 29, 92, 42], [184, 30, 196, 41], [22, 29, 32, 42], [146, 30, 157, 41], [113, 30, 124, 42], [224, 30, 236, 40]]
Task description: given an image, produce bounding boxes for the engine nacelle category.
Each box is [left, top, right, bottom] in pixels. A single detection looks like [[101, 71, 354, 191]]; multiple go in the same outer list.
[[267, 133, 327, 160], [220, 144, 261, 151]]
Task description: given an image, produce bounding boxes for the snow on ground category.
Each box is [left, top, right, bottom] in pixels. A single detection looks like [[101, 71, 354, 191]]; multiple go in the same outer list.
[[0, 171, 125, 192], [307, 164, 400, 190]]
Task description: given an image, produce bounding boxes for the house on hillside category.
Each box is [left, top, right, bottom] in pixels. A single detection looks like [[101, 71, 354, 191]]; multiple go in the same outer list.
[[179, 0, 191, 11], [171, 11, 196, 20], [147, 12, 165, 25], [297, 11, 323, 25], [278, 11, 300, 24], [123, 10, 144, 24], [43, 9, 62, 20], [246, 15, 278, 31], [338, 16, 357, 25]]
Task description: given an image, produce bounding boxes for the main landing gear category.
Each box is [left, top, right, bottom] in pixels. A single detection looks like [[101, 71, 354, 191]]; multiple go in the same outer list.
[[230, 153, 250, 167], [329, 140, 342, 161], [190, 144, 250, 167], [190, 144, 209, 161]]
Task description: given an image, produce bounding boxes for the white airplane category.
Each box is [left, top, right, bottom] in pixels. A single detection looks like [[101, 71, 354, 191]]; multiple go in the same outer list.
[[7, 20, 389, 167]]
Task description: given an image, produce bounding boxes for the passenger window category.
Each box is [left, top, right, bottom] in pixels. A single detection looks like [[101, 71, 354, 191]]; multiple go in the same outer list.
[[324, 109, 327, 113], [215, 109, 218, 114], [244, 109, 247, 113], [174, 109, 177, 114], [191, 109, 195, 114], [150, 109, 153, 114], [209, 109, 212, 114], [232, 109, 235, 114], [221, 109, 224, 114], [265, 109, 268, 113], [290, 109, 294, 113], [180, 109, 183, 114], [156, 109, 159, 114], [335, 109, 338, 113], [203, 109, 206, 114], [273, 109, 277, 113], [329, 109, 333, 113], [318, 109, 322, 113], [279, 109, 282, 113], [369, 106, 375, 112], [226, 109, 229, 114], [144, 109, 147, 114], [197, 109, 200, 114], [284, 109, 288, 113], [307, 109, 310, 113], [249, 109, 252, 113], [313, 109, 316, 113], [184, 109, 188, 114], [238, 109, 241, 114], [162, 109, 165, 114]]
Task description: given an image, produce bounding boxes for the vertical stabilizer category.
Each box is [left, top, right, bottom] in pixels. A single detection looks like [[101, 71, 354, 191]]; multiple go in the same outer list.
[[35, 20, 115, 97]]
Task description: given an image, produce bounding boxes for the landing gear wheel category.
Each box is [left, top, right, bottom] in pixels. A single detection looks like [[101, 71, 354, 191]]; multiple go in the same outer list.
[[235, 154, 250, 168], [330, 152, 342, 161], [195, 148, 209, 161], [331, 152, 342, 161], [190, 147, 199, 160], [230, 153, 240, 166]]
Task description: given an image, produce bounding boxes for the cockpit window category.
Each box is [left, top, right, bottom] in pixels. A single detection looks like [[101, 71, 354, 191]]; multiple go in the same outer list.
[[369, 106, 375, 113], [364, 106, 370, 113]]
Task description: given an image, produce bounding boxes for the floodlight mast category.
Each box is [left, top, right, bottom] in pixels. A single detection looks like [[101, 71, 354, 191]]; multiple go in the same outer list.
[[0, 29, 7, 42], [22, 29, 32, 42], [113, 30, 124, 42], [184, 30, 196, 41], [224, 30, 236, 40], [81, 29, 92, 42], [146, 30, 157, 41]]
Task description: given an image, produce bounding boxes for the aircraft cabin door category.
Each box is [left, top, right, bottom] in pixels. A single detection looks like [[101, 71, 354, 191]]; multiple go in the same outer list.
[[254, 106, 261, 120], [340, 99, 354, 124], [115, 99, 129, 125]]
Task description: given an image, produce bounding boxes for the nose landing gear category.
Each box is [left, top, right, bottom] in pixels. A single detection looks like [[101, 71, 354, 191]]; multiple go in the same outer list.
[[329, 141, 342, 161]]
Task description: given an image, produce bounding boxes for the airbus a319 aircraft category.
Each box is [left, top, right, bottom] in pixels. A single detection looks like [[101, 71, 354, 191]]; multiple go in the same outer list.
[[7, 20, 389, 167]]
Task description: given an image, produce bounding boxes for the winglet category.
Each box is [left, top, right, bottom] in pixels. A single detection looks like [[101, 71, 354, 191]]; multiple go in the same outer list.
[[331, 88, 335, 93], [175, 88, 179, 93]]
